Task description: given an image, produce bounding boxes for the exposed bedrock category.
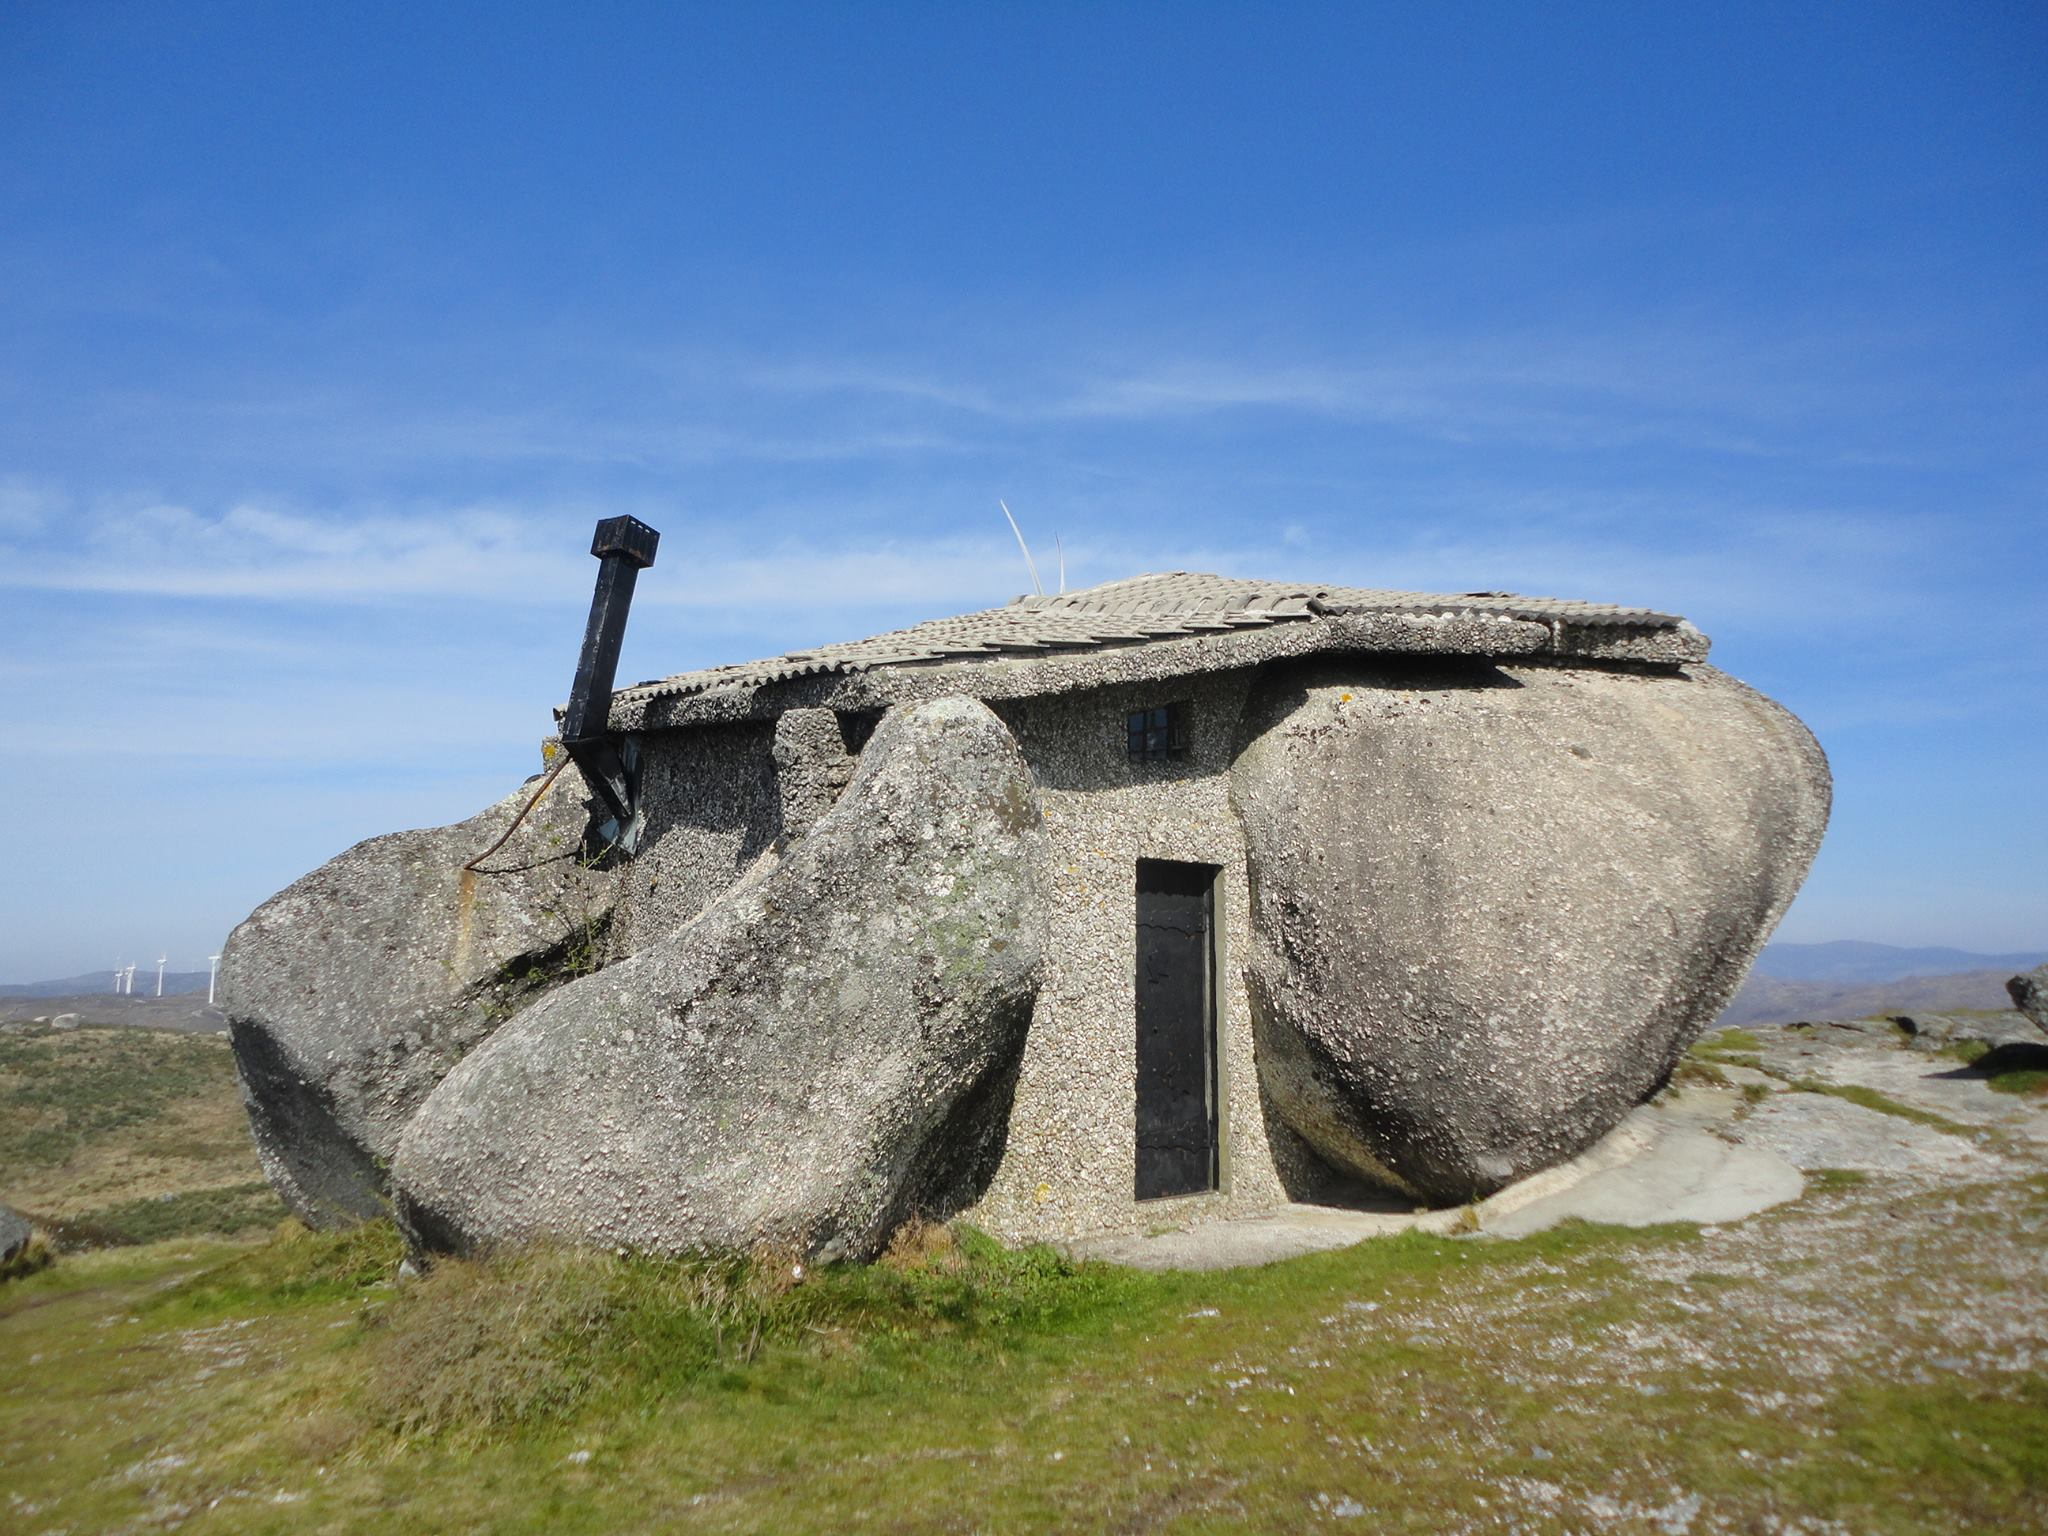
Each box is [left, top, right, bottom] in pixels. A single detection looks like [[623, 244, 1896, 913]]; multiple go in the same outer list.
[[392, 696, 1051, 1263], [1231, 659, 1830, 1204], [217, 763, 616, 1227]]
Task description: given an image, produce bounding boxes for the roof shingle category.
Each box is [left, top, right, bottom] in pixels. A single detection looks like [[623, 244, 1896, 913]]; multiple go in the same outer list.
[[611, 571, 1690, 709]]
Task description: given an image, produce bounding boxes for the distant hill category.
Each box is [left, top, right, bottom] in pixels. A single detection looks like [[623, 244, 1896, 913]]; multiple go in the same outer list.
[[1718, 968, 2034, 1029], [1753, 941, 2045, 985], [0, 970, 212, 999]]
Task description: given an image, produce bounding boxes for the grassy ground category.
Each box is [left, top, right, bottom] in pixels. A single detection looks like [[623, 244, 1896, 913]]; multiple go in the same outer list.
[[0, 1025, 287, 1243], [3, 1019, 2043, 1532], [4, 1174, 2044, 1534]]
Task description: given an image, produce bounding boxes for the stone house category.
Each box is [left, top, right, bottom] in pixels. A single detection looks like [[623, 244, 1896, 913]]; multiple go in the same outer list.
[[222, 569, 1829, 1259]]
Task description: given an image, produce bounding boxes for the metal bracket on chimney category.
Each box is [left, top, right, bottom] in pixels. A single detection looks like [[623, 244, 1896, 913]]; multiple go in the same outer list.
[[562, 516, 660, 855]]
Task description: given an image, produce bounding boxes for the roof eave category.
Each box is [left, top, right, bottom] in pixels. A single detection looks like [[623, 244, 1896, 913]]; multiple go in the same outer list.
[[607, 609, 1709, 733]]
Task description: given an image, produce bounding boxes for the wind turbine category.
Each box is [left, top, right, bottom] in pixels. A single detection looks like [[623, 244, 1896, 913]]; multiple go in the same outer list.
[[154, 955, 167, 998], [113, 965, 123, 994], [207, 954, 222, 1007], [122, 963, 136, 995]]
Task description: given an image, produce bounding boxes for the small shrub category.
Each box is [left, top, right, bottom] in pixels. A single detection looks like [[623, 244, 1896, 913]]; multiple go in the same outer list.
[[880, 1215, 961, 1273], [362, 1246, 673, 1436], [358, 1225, 1145, 1438]]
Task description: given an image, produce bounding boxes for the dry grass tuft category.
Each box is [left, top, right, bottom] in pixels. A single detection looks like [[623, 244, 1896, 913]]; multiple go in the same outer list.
[[880, 1215, 961, 1273]]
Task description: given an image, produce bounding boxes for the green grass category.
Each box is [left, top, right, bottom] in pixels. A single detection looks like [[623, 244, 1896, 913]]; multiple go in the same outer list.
[[48, 1180, 286, 1248], [1686, 1027, 1771, 1075], [2, 1014, 2042, 1530], [1987, 1069, 2048, 1097], [1787, 1079, 1975, 1137], [3, 1184, 2043, 1534], [1669, 1057, 1729, 1090], [0, 1025, 238, 1172], [0, 1025, 273, 1227], [1937, 1038, 2048, 1097], [1701, 1026, 1761, 1054]]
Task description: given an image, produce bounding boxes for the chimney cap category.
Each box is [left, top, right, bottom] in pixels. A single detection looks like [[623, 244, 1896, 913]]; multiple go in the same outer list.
[[591, 516, 660, 569]]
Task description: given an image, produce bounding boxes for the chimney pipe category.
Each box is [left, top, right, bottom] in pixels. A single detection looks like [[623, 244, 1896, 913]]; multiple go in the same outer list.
[[563, 516, 660, 848]]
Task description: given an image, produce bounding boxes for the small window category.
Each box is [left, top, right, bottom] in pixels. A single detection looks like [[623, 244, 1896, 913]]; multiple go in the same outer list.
[[1127, 702, 1192, 763]]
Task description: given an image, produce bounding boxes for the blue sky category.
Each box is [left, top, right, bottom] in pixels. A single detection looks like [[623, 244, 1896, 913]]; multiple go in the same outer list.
[[1, 1, 2042, 981]]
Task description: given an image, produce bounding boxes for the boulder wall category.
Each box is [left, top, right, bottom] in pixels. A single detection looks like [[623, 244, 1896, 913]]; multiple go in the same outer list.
[[217, 762, 617, 1226], [1230, 658, 1829, 1203], [391, 696, 1051, 1262]]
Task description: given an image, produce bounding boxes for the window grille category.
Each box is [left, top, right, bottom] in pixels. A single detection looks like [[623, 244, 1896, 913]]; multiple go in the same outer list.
[[1127, 702, 1191, 762]]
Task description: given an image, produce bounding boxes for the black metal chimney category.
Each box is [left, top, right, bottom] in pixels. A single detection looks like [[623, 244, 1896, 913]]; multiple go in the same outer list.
[[562, 516, 659, 845]]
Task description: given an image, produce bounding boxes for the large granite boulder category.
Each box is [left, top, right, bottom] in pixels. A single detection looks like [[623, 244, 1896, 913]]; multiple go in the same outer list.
[[2007, 965, 2048, 1031], [1231, 658, 1829, 1203], [392, 696, 1050, 1262], [218, 761, 616, 1226]]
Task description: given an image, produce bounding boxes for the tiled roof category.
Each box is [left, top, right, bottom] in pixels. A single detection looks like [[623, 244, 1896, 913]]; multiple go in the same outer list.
[[611, 572, 1686, 706]]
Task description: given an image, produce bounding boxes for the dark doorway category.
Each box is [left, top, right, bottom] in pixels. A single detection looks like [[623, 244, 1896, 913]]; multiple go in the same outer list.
[[1134, 859, 1220, 1200]]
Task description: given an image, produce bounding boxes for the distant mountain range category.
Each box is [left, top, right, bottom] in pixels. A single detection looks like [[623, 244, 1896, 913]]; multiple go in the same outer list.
[[1718, 969, 2032, 1029], [0, 970, 213, 999], [1750, 941, 2046, 984]]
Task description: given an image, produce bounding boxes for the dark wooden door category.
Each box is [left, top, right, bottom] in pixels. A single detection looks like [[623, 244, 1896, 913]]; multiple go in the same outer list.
[[1135, 860, 1218, 1200]]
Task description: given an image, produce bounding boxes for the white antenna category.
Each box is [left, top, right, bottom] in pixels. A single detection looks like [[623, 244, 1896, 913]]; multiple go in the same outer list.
[[1055, 533, 1066, 594], [207, 954, 222, 1007], [155, 955, 167, 998], [998, 500, 1043, 597]]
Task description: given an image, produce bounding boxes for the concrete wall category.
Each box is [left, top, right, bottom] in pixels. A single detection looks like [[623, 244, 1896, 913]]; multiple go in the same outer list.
[[961, 669, 1325, 1242], [613, 722, 781, 956], [619, 674, 1338, 1243]]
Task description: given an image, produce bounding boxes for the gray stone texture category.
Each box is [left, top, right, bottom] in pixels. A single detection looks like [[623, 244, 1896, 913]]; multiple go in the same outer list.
[[962, 670, 1326, 1244], [2007, 965, 2048, 1030], [391, 696, 1051, 1262], [1230, 658, 1831, 1203], [0, 1204, 31, 1266], [217, 762, 616, 1226], [605, 721, 782, 958], [1897, 1011, 2044, 1055], [771, 707, 861, 841]]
